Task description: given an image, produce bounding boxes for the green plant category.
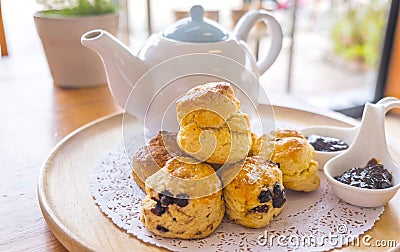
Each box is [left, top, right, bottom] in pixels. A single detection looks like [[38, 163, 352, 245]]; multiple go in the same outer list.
[[38, 0, 118, 16], [331, 0, 388, 68]]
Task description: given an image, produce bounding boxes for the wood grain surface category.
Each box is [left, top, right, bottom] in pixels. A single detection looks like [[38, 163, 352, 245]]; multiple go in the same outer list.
[[0, 82, 121, 251]]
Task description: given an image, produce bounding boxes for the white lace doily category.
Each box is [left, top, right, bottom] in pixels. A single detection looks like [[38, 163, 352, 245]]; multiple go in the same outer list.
[[91, 138, 384, 251]]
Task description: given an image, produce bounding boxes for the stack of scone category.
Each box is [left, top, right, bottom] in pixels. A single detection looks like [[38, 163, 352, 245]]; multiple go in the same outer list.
[[132, 82, 319, 239]]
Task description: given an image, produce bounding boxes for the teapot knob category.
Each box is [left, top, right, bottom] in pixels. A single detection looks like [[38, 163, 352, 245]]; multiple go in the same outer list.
[[190, 5, 204, 22]]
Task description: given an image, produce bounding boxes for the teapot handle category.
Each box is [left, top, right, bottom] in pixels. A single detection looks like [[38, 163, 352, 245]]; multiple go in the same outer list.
[[376, 97, 400, 114], [233, 10, 282, 75]]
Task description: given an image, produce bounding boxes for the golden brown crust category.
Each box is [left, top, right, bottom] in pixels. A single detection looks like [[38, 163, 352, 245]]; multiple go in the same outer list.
[[177, 82, 241, 112], [141, 157, 224, 239], [148, 130, 183, 157], [176, 82, 251, 164], [131, 131, 184, 191], [161, 156, 216, 180], [222, 156, 285, 228], [145, 157, 222, 198], [176, 82, 241, 123], [252, 129, 320, 192], [273, 129, 305, 139]]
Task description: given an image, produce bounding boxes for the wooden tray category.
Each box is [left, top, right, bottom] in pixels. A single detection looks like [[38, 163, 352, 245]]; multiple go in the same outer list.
[[38, 105, 357, 251]]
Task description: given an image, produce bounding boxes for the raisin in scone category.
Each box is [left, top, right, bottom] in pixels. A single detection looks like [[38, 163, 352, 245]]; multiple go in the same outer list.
[[140, 157, 224, 239], [132, 131, 184, 191], [176, 82, 251, 164], [222, 156, 286, 228], [252, 129, 320, 192]]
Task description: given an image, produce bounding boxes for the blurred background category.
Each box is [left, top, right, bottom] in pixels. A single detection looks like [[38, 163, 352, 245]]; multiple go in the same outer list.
[[1, 0, 397, 116]]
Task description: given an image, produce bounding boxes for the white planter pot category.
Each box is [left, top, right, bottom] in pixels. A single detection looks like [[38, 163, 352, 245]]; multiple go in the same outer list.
[[34, 12, 119, 88]]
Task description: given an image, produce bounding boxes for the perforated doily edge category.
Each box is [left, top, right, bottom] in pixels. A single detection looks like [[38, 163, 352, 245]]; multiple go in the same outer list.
[[90, 143, 385, 252]]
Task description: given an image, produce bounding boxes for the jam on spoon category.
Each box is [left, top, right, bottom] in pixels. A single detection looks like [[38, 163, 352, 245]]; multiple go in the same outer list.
[[334, 158, 393, 189], [307, 134, 349, 152]]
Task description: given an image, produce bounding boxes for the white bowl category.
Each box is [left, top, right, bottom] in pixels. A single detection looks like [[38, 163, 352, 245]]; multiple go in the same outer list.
[[300, 126, 355, 169], [324, 154, 400, 207]]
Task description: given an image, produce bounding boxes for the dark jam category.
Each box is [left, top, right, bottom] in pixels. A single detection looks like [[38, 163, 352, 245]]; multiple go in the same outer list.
[[335, 158, 393, 189], [307, 134, 349, 152]]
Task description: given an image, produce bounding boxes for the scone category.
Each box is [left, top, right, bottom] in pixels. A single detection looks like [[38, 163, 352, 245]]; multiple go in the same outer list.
[[141, 157, 225, 239], [132, 131, 183, 191], [222, 156, 286, 228], [176, 82, 251, 164], [248, 132, 259, 156], [252, 129, 320, 192]]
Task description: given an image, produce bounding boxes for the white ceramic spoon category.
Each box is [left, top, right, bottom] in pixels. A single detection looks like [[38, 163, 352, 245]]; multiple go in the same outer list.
[[323, 98, 400, 207]]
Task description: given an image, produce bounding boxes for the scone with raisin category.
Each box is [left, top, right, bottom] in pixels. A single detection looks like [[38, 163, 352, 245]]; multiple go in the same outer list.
[[222, 156, 286, 228], [252, 129, 320, 192], [176, 82, 251, 164], [132, 131, 184, 191], [140, 157, 224, 239]]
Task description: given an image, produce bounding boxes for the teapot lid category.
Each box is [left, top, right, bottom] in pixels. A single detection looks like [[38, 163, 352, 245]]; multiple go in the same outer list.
[[163, 5, 228, 43]]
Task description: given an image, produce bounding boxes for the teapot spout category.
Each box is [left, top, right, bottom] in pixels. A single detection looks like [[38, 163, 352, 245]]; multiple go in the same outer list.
[[81, 29, 148, 108]]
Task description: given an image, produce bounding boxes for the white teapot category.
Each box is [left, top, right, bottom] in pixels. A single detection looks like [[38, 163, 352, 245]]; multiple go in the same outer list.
[[81, 5, 282, 120]]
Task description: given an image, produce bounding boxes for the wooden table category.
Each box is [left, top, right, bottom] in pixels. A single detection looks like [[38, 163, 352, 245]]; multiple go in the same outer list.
[[0, 60, 399, 251]]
